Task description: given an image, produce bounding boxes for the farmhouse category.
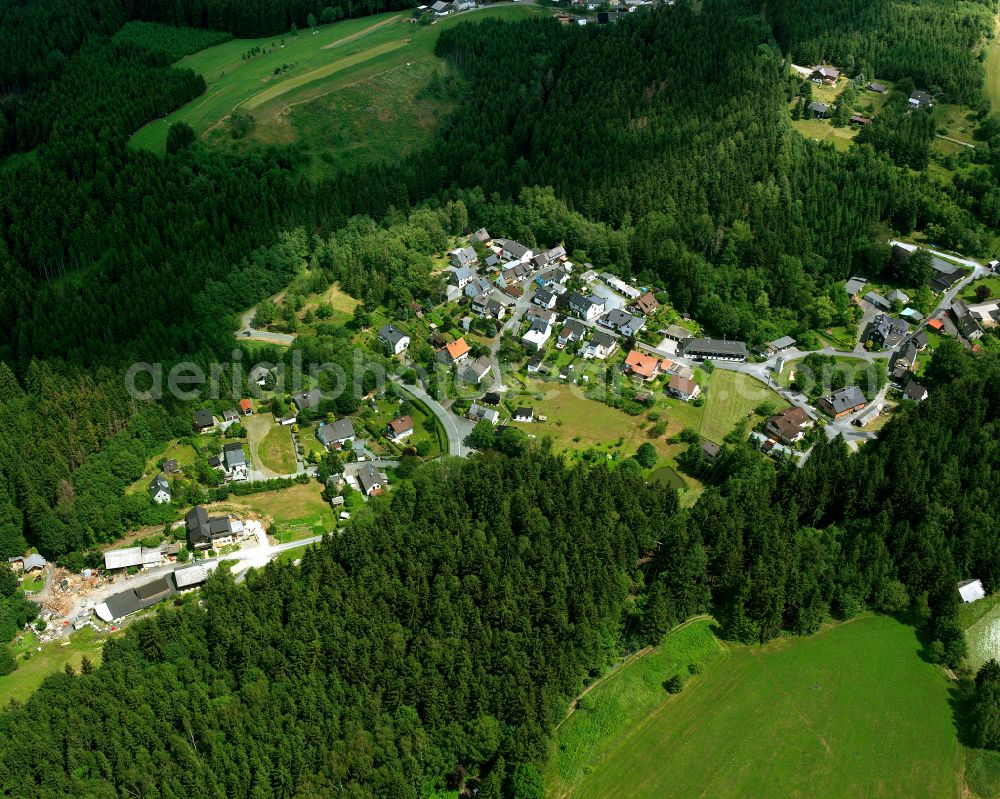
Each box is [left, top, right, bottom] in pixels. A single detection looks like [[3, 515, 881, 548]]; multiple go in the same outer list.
[[222, 443, 248, 481], [817, 386, 867, 419], [149, 474, 171, 504], [765, 406, 813, 444], [185, 506, 236, 550], [624, 350, 662, 381], [386, 415, 414, 441], [583, 331, 617, 359], [682, 338, 748, 362], [667, 374, 701, 402], [811, 65, 840, 84], [318, 418, 356, 450], [379, 324, 410, 356], [958, 579, 986, 604], [292, 388, 322, 412]]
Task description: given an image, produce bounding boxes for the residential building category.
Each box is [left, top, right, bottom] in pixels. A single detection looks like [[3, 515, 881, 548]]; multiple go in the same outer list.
[[952, 300, 985, 341], [631, 291, 659, 316], [902, 380, 928, 402], [379, 324, 411, 356], [468, 403, 500, 425], [624, 350, 662, 381], [449, 246, 478, 270], [867, 82, 887, 93], [599, 309, 644, 337], [887, 288, 910, 305], [526, 353, 545, 373], [765, 406, 813, 444], [765, 335, 796, 355], [909, 90, 933, 109], [701, 441, 721, 461], [162, 459, 180, 474], [318, 418, 356, 450], [239, 398, 254, 415], [866, 314, 909, 349], [223, 408, 240, 424], [601, 273, 642, 300], [482, 391, 502, 405], [465, 276, 494, 300], [817, 386, 867, 418], [222, 443, 248, 481], [498, 239, 532, 262], [386, 415, 414, 441], [557, 319, 587, 348], [682, 338, 748, 362], [522, 318, 552, 350], [461, 357, 493, 384], [513, 406, 534, 422], [449, 264, 475, 289], [472, 227, 491, 244], [533, 287, 557, 309], [843, 276, 867, 297], [193, 408, 215, 432], [292, 388, 322, 412], [582, 331, 617, 359], [667, 374, 701, 402], [807, 101, 829, 117], [811, 65, 840, 84], [185, 506, 236, 550], [149, 474, 171, 504], [567, 291, 605, 320], [358, 463, 387, 496], [438, 337, 471, 364]]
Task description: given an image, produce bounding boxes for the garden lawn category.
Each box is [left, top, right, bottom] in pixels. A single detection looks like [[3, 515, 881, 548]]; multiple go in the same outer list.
[[0, 628, 107, 706], [564, 615, 960, 799], [699, 370, 789, 444], [256, 418, 298, 474], [206, 482, 334, 542]]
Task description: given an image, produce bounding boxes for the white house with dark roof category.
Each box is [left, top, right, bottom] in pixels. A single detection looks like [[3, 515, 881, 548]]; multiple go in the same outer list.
[[568, 291, 605, 321], [379, 324, 410, 356], [149, 475, 171, 504], [222, 443, 248, 481], [318, 418, 356, 450], [498, 239, 532, 262], [583, 331, 617, 359]]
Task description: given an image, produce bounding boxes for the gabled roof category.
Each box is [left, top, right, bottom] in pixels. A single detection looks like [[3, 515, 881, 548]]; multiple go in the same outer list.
[[821, 386, 866, 414], [292, 388, 322, 411], [902, 380, 928, 401], [624, 350, 660, 379], [388, 415, 413, 435], [632, 291, 659, 315], [445, 337, 471, 360], [379, 324, 409, 346], [193, 408, 214, 428], [150, 475, 169, 494], [318, 418, 356, 444], [668, 374, 698, 395]]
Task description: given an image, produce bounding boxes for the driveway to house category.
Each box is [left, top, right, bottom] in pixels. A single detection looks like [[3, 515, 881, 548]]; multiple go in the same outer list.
[[393, 379, 472, 457]]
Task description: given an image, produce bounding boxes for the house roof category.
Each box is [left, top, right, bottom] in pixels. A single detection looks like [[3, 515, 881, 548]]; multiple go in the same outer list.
[[239, 398, 253, 413], [632, 291, 659, 315], [482, 391, 502, 405], [625, 350, 660, 379], [358, 463, 385, 494], [863, 290, 890, 308], [445, 338, 471, 360], [150, 474, 169, 494], [292, 388, 322, 411], [388, 415, 413, 435], [903, 380, 928, 401], [473, 227, 491, 242], [927, 317, 944, 330], [514, 406, 534, 419], [174, 564, 209, 589], [499, 239, 530, 259], [867, 82, 886, 92], [379, 324, 409, 346], [821, 386, 866, 414], [768, 335, 796, 350], [101, 576, 176, 621], [223, 443, 246, 469], [318, 418, 356, 444], [808, 101, 829, 114], [194, 408, 214, 428], [468, 403, 500, 424], [683, 338, 748, 359], [910, 90, 933, 105], [22, 553, 45, 571], [844, 277, 867, 295], [590, 330, 617, 349], [814, 66, 840, 79], [668, 374, 698, 395]]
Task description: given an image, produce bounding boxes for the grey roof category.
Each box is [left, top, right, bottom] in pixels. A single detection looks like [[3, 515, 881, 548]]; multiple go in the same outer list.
[[808, 101, 829, 114], [534, 288, 555, 306], [318, 418, 356, 445], [863, 291, 890, 309], [173, 564, 209, 589], [358, 463, 385, 495], [451, 246, 478, 268], [887, 288, 910, 304], [903, 381, 928, 401], [468, 403, 499, 424], [909, 90, 933, 105], [822, 386, 866, 414], [682, 338, 749, 359], [379, 324, 409, 347], [844, 277, 867, 295], [930, 256, 958, 275], [499, 239, 530, 260], [600, 309, 644, 336], [768, 335, 796, 350], [485, 253, 499, 267], [292, 388, 322, 411], [223, 443, 246, 469], [514, 406, 534, 420], [22, 554, 45, 571], [102, 576, 176, 621], [193, 408, 214, 429], [472, 227, 491, 242], [104, 547, 145, 570], [450, 264, 474, 284], [589, 330, 617, 349], [568, 292, 603, 312], [867, 82, 886, 92], [559, 319, 587, 340], [185, 506, 233, 548], [150, 474, 169, 494]]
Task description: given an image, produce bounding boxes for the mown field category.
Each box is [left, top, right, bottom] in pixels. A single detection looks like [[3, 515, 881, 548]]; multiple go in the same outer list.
[[0, 628, 107, 706], [130, 5, 544, 170], [205, 482, 335, 542], [559, 615, 960, 799]]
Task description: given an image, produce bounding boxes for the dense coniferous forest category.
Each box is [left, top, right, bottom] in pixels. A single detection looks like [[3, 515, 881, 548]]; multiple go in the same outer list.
[[0, 0, 998, 791]]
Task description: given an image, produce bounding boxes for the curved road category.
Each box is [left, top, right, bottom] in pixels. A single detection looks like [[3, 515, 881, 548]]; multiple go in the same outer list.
[[392, 378, 473, 457]]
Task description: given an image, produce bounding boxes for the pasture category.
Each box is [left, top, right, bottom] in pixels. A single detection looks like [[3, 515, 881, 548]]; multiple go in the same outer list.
[[698, 370, 788, 443], [562, 615, 959, 799], [130, 6, 544, 166], [0, 628, 107, 706]]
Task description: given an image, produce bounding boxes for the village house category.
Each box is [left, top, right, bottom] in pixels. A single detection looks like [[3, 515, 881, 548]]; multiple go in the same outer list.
[[222, 443, 248, 481], [682, 338, 748, 362], [526, 353, 545, 374], [468, 403, 500, 425], [193, 408, 215, 432], [149, 474, 171, 504], [185, 506, 236, 550], [909, 90, 933, 109], [844, 276, 867, 297], [239, 398, 254, 415], [867, 82, 887, 93], [472, 227, 491, 244], [765, 406, 813, 444], [866, 314, 909, 349], [461, 357, 493, 385], [583, 330, 618, 359], [223, 408, 240, 425], [667, 374, 701, 402], [318, 418, 356, 450], [358, 463, 387, 496], [811, 65, 840, 84], [513, 406, 534, 423], [533, 287, 557, 310], [465, 276, 494, 300], [292, 388, 322, 413], [379, 324, 410, 356], [450, 246, 478, 270], [817, 386, 867, 419], [449, 264, 475, 290], [568, 291, 605, 321], [386, 415, 414, 441], [599, 309, 645, 338], [701, 441, 721, 462], [624, 350, 662, 381], [951, 300, 984, 341], [522, 317, 552, 350], [438, 337, 471, 365], [631, 291, 659, 316], [557, 319, 587, 348], [808, 101, 829, 118], [162, 458, 180, 474], [902, 380, 928, 402], [498, 239, 532, 263], [888, 288, 910, 305], [662, 324, 693, 344]]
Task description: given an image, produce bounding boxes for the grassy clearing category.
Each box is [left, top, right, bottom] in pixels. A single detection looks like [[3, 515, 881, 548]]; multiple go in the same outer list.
[[547, 618, 723, 797], [258, 422, 298, 474], [961, 276, 1000, 303], [206, 482, 334, 540], [130, 6, 543, 158], [566, 615, 959, 799], [965, 597, 1000, 672], [0, 628, 107, 706], [989, 21, 1000, 112], [126, 439, 198, 495], [699, 370, 788, 444], [934, 103, 979, 145], [792, 117, 859, 152]]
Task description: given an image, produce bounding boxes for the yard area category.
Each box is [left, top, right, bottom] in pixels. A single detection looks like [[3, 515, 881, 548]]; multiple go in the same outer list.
[[564, 615, 960, 799], [698, 371, 789, 444], [206, 482, 335, 542], [791, 117, 859, 152], [249, 414, 298, 475], [960, 276, 1000, 303], [126, 439, 198, 494], [0, 628, 108, 706]]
